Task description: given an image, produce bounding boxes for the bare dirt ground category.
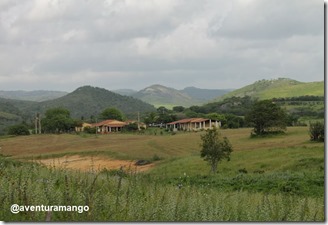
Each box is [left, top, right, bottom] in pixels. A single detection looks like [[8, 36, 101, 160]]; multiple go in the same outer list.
[[36, 155, 154, 172]]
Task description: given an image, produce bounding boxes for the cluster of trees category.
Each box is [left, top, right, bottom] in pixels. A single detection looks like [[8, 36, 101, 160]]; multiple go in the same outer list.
[[143, 107, 177, 125], [272, 96, 324, 102]]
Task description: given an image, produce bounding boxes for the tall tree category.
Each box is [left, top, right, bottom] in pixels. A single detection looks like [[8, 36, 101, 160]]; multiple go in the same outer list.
[[200, 128, 233, 173], [245, 100, 287, 136], [100, 107, 124, 121], [42, 108, 74, 133]]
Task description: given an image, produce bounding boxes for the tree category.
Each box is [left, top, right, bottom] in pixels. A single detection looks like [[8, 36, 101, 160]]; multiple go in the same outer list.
[[172, 106, 185, 112], [42, 108, 74, 133], [144, 112, 158, 124], [309, 121, 324, 142], [200, 128, 233, 173], [245, 100, 287, 136], [100, 107, 124, 121], [7, 124, 30, 136]]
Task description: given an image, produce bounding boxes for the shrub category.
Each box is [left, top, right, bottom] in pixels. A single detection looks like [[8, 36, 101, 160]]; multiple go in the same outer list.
[[84, 126, 96, 134], [152, 154, 161, 161], [309, 121, 324, 142], [123, 122, 139, 132], [7, 124, 30, 136]]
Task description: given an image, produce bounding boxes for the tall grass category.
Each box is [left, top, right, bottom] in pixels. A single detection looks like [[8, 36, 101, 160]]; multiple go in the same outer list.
[[0, 156, 324, 222]]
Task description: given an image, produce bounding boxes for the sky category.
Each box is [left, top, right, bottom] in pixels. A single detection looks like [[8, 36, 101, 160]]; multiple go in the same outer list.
[[0, 0, 324, 92]]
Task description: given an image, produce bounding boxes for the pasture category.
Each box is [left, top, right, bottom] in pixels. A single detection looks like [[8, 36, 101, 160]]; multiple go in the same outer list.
[[0, 126, 325, 221]]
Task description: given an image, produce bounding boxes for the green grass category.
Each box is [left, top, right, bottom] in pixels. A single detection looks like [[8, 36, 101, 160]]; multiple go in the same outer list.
[[0, 156, 324, 222]]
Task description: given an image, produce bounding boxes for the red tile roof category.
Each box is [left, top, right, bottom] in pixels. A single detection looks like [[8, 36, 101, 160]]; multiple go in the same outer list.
[[92, 120, 126, 127]]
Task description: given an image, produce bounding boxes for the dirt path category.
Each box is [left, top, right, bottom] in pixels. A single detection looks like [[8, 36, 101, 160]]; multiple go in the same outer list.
[[36, 155, 154, 172]]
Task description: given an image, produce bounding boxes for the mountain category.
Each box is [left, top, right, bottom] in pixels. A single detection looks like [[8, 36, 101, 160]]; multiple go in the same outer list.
[[133, 84, 202, 108], [181, 87, 233, 101], [215, 78, 324, 101], [27, 86, 156, 119], [112, 89, 138, 96], [0, 90, 67, 102], [0, 86, 156, 134]]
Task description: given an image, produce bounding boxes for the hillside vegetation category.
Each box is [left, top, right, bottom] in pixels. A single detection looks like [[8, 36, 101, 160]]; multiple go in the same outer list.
[[1, 86, 156, 120], [32, 86, 156, 119], [216, 78, 324, 101]]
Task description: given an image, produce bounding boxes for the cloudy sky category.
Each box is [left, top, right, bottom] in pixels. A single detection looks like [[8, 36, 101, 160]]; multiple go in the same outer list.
[[0, 0, 324, 91]]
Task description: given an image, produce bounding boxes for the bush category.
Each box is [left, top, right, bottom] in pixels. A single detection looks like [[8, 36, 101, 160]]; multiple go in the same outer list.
[[309, 121, 324, 142], [123, 122, 139, 132], [7, 124, 30, 136], [84, 126, 96, 134], [152, 154, 161, 161]]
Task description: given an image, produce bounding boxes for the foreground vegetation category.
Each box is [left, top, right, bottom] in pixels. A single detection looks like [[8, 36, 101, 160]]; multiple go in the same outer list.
[[0, 156, 324, 222], [0, 126, 324, 221]]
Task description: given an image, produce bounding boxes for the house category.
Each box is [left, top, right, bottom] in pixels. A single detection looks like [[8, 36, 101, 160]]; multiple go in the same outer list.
[[166, 118, 221, 131], [75, 122, 92, 132], [92, 119, 127, 133]]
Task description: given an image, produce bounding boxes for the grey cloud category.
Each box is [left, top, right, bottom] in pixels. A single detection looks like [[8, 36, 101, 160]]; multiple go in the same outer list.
[[0, 0, 323, 91], [214, 0, 323, 40]]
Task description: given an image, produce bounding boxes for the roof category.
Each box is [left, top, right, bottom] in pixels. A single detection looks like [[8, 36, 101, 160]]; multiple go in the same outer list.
[[92, 120, 127, 127], [167, 118, 213, 125]]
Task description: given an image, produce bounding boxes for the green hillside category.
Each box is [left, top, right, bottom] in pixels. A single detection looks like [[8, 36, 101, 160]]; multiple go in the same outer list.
[[0, 86, 157, 134], [30, 86, 156, 119], [216, 78, 324, 101]]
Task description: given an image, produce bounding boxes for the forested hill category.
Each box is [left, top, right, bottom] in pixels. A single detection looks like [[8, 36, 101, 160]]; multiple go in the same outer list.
[[29, 86, 156, 119], [215, 78, 324, 101]]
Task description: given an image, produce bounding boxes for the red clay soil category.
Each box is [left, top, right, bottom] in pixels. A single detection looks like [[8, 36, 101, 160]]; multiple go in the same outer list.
[[36, 155, 154, 172]]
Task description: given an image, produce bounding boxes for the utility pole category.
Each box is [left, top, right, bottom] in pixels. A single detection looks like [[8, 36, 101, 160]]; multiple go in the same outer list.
[[38, 114, 41, 134], [34, 113, 42, 134], [137, 112, 140, 130], [95, 117, 98, 136], [35, 113, 38, 134]]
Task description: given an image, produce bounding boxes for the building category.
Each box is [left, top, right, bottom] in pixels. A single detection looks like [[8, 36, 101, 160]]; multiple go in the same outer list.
[[74, 119, 148, 134], [75, 122, 92, 132], [92, 119, 127, 133], [166, 118, 221, 131]]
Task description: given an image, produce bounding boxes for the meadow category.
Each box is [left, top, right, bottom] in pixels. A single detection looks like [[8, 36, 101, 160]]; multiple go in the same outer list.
[[0, 126, 325, 221]]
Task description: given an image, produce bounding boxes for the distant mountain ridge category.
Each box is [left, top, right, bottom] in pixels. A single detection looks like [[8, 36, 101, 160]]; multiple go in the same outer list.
[[181, 87, 232, 101], [112, 89, 138, 96], [132, 84, 232, 108], [216, 78, 324, 101], [0, 90, 68, 102], [31, 86, 156, 119], [132, 84, 200, 108]]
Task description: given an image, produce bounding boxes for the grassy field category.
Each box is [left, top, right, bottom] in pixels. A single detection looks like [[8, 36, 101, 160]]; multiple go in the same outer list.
[[0, 126, 325, 221], [1, 127, 322, 159]]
